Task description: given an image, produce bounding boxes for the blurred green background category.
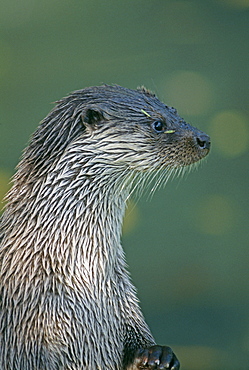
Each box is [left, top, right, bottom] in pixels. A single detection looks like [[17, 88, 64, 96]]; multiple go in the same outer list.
[[0, 0, 248, 368]]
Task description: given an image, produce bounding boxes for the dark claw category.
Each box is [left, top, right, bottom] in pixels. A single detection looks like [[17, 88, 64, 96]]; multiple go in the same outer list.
[[133, 345, 180, 369]]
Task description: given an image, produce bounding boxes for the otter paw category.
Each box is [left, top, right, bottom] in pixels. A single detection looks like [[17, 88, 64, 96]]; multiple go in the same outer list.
[[133, 345, 180, 369]]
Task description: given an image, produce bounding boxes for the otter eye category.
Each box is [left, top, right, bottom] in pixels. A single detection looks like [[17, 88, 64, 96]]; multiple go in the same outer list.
[[152, 120, 164, 133]]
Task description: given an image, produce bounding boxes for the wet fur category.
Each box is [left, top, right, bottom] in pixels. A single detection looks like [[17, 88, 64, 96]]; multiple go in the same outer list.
[[0, 85, 209, 369]]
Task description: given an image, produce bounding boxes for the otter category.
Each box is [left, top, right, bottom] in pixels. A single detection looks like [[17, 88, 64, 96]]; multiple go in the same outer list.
[[0, 85, 210, 369]]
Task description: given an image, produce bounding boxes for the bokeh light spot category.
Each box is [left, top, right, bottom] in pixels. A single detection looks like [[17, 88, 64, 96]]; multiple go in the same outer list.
[[210, 110, 249, 157], [177, 345, 228, 370], [162, 70, 213, 116], [196, 194, 235, 235], [123, 200, 139, 234]]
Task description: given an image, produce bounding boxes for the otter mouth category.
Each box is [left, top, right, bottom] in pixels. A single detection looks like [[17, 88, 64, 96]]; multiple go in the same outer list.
[[161, 132, 210, 169], [178, 146, 210, 167], [177, 130, 211, 166]]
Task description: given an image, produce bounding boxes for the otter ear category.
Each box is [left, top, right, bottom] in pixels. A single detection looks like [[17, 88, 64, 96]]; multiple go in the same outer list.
[[82, 108, 103, 130]]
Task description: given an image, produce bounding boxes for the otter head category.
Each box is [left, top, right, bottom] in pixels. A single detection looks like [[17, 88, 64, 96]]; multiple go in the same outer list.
[[18, 85, 210, 190], [76, 85, 210, 172]]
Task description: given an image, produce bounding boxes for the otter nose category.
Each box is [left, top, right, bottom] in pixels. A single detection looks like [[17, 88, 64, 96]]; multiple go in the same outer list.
[[196, 133, 211, 150]]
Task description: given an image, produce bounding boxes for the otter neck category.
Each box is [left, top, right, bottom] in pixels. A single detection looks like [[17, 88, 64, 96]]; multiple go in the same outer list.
[[4, 155, 133, 286]]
